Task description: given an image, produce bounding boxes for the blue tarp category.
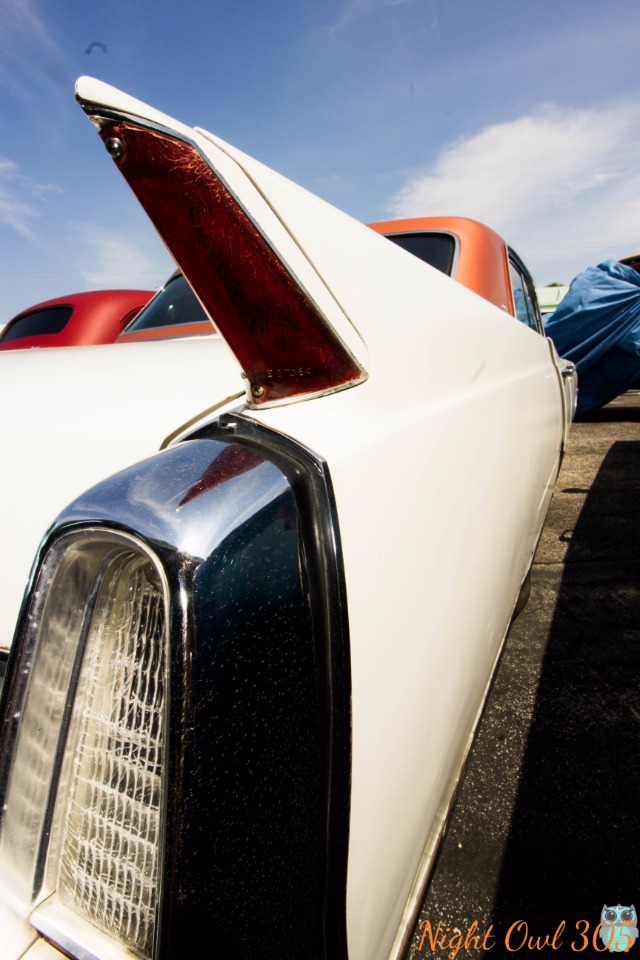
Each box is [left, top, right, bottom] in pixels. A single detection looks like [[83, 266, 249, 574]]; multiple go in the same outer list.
[[544, 259, 640, 414]]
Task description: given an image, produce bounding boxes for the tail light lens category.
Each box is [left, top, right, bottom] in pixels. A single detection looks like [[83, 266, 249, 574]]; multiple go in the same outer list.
[[55, 551, 165, 955], [94, 119, 365, 406], [0, 532, 168, 960]]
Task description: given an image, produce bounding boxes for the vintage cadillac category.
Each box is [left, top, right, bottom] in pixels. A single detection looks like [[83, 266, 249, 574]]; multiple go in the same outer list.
[[0, 79, 576, 960]]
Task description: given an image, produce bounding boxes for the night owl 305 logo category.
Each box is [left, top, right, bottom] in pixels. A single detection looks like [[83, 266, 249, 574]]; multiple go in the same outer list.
[[599, 905, 638, 953]]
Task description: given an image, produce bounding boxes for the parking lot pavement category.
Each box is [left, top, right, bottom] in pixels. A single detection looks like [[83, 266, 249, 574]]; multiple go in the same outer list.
[[404, 390, 640, 960]]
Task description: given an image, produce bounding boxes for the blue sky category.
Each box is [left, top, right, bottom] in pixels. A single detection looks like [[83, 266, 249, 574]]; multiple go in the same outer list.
[[2, 0, 640, 318]]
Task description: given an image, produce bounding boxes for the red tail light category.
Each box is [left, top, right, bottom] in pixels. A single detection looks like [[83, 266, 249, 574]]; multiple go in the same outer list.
[[98, 121, 365, 405]]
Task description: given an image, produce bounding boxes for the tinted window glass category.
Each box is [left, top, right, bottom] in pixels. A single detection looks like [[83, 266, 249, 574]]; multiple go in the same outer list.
[[125, 274, 211, 332], [385, 233, 456, 276], [2, 306, 73, 342], [509, 261, 539, 331]]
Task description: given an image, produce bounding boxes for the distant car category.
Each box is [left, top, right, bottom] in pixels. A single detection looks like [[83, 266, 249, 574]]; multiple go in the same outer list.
[[117, 270, 217, 342], [0, 78, 577, 960], [370, 215, 543, 328], [370, 216, 575, 439], [0, 289, 153, 351]]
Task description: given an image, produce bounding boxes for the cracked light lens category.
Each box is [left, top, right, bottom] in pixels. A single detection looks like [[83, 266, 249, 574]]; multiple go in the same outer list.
[[97, 120, 365, 405], [51, 550, 166, 958], [0, 533, 168, 960], [0, 544, 104, 915]]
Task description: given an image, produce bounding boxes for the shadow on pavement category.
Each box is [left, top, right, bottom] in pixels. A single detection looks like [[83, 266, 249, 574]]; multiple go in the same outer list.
[[486, 439, 640, 955], [405, 399, 640, 960], [576, 393, 640, 424]]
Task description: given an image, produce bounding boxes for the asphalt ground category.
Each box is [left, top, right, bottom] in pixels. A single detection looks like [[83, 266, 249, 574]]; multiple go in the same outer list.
[[404, 389, 640, 960]]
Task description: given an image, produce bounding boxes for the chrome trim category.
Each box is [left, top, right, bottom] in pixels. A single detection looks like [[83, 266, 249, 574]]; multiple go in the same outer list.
[[508, 246, 543, 334], [32, 899, 137, 960], [159, 391, 244, 449], [2, 415, 351, 960], [0, 650, 8, 700], [170, 412, 352, 958]]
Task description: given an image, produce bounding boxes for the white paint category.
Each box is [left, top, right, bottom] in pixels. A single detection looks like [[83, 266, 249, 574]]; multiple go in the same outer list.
[[0, 336, 241, 653], [0, 80, 573, 960]]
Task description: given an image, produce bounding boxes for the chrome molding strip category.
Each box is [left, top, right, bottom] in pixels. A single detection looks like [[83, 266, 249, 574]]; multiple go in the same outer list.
[[159, 391, 244, 449], [32, 898, 135, 960]]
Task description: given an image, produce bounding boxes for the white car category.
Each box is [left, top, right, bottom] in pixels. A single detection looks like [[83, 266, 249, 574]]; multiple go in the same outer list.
[[0, 78, 576, 960]]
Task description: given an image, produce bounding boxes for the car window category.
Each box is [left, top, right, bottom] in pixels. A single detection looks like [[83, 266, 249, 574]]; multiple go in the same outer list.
[[1, 306, 73, 343], [385, 232, 457, 276], [124, 273, 211, 332], [509, 260, 541, 333]]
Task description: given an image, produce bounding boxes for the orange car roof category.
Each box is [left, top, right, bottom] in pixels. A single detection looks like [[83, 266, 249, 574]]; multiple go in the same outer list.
[[369, 216, 513, 314]]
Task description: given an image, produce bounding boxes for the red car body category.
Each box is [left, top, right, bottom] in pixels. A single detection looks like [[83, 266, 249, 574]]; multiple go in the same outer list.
[[0, 289, 153, 351]]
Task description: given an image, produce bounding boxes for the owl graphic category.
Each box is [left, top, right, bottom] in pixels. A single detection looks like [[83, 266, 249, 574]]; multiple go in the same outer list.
[[599, 905, 639, 952]]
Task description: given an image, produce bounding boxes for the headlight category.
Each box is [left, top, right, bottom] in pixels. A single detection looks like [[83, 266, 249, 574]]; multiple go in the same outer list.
[[0, 532, 168, 960], [0, 419, 351, 960]]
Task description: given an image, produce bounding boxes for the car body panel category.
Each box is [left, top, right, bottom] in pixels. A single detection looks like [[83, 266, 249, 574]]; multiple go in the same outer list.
[[0, 336, 242, 655], [0, 78, 575, 960], [249, 329, 563, 959], [0, 289, 153, 350]]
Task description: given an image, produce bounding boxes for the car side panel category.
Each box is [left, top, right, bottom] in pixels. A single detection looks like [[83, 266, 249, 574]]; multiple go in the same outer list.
[[250, 308, 563, 960]]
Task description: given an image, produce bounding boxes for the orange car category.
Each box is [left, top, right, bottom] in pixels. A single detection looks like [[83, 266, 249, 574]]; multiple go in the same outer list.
[[369, 216, 543, 332], [117, 220, 540, 347]]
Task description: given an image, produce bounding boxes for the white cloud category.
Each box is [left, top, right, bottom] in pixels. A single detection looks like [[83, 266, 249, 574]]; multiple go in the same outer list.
[[0, 0, 69, 96], [76, 224, 174, 290], [329, 0, 422, 31], [0, 155, 59, 240], [388, 103, 640, 284], [0, 157, 35, 239], [0, 191, 37, 240]]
